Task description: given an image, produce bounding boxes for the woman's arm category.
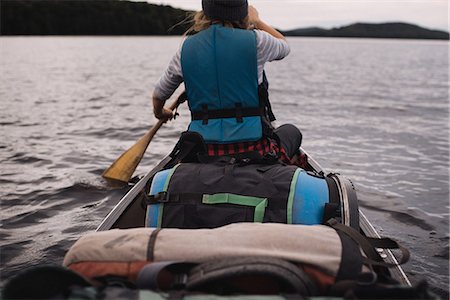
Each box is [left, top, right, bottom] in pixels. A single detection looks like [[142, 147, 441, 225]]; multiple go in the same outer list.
[[152, 49, 183, 121], [248, 5, 286, 40], [251, 5, 290, 63], [153, 96, 173, 122]]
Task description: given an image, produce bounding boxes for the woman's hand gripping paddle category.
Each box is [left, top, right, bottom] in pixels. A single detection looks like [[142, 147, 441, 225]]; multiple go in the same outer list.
[[102, 92, 186, 183]]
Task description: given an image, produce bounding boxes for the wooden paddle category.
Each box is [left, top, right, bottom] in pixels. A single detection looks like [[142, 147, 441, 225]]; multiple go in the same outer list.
[[102, 92, 186, 183]]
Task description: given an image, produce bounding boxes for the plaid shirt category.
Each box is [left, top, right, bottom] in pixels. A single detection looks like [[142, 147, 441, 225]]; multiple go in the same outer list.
[[206, 138, 291, 163]]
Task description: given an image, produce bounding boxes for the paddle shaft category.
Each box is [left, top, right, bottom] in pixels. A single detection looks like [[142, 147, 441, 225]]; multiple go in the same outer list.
[[102, 94, 183, 182]]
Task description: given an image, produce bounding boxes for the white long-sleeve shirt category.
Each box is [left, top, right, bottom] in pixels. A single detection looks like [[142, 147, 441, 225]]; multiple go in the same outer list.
[[153, 30, 290, 101]]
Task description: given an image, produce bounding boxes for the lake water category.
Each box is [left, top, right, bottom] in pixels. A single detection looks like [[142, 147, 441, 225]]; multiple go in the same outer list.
[[1, 37, 448, 296]]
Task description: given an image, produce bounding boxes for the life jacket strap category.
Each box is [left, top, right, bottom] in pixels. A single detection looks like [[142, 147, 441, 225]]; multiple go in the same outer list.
[[191, 104, 262, 125], [259, 71, 276, 122]]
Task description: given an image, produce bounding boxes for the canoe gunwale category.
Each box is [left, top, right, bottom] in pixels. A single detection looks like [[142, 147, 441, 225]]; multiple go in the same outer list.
[[96, 155, 172, 231], [359, 211, 412, 286]]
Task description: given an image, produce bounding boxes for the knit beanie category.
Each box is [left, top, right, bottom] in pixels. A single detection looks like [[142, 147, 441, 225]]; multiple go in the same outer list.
[[202, 0, 249, 22]]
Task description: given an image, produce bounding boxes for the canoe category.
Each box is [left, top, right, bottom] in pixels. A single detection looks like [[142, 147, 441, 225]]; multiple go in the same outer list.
[[96, 147, 411, 287], [3, 147, 417, 300]]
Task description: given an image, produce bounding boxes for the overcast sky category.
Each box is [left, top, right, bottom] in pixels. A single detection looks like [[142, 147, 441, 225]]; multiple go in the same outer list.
[[145, 0, 449, 31]]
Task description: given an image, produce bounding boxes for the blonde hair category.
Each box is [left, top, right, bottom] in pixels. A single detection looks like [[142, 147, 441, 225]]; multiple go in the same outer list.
[[185, 11, 251, 35]]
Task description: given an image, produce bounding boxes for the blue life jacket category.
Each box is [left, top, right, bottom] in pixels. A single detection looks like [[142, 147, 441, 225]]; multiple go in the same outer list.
[[145, 163, 338, 228], [181, 24, 263, 144]]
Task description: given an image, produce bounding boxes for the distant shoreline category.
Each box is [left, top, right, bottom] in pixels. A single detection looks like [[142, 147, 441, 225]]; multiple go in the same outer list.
[[1, 36, 448, 42], [1, 0, 448, 40], [281, 22, 449, 40]]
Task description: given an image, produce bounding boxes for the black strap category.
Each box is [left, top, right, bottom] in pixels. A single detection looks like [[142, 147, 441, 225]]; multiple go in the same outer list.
[[146, 191, 286, 210], [323, 177, 341, 223], [335, 229, 364, 281], [364, 237, 410, 266], [147, 229, 161, 261], [170, 131, 207, 163], [191, 106, 262, 123], [327, 219, 410, 268], [328, 219, 382, 262], [146, 192, 201, 204], [268, 132, 282, 160], [197, 154, 241, 165], [198, 151, 280, 166], [186, 256, 318, 295], [348, 279, 434, 299], [136, 261, 196, 291], [323, 203, 340, 224], [201, 104, 209, 125], [329, 278, 434, 299], [169, 141, 196, 164], [325, 176, 340, 205], [235, 103, 243, 123], [259, 71, 276, 122], [197, 151, 279, 166], [136, 257, 319, 296]]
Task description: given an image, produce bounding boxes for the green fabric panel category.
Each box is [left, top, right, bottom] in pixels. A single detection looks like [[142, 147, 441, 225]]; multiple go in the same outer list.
[[287, 169, 301, 224], [202, 193, 267, 222], [158, 164, 181, 228], [253, 200, 267, 223]]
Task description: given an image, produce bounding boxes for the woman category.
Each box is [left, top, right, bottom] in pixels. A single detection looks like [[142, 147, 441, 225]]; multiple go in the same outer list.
[[153, 0, 302, 164]]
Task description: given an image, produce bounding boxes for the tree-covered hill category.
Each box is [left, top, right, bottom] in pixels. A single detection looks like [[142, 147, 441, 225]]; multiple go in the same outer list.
[[283, 22, 449, 40], [1, 0, 192, 35]]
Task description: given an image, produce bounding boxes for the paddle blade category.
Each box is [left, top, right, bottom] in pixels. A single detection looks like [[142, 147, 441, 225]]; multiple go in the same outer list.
[[102, 132, 153, 183]]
